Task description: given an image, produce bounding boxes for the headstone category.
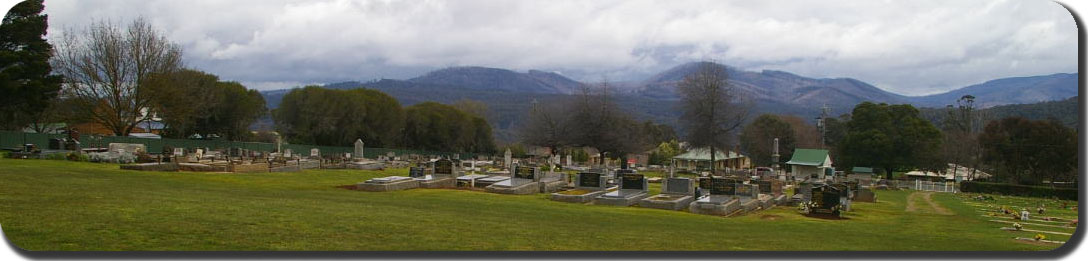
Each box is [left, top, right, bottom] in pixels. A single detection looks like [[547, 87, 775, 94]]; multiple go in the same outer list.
[[664, 177, 693, 195], [173, 147, 184, 156], [409, 166, 426, 178], [514, 165, 538, 181], [577, 172, 602, 188], [354, 139, 365, 160], [504, 149, 512, 169], [387, 151, 395, 159], [566, 154, 573, 166], [195, 149, 204, 159], [434, 158, 454, 175], [108, 143, 146, 154], [755, 180, 783, 196], [700, 177, 738, 196], [310, 148, 320, 157], [620, 173, 646, 190]]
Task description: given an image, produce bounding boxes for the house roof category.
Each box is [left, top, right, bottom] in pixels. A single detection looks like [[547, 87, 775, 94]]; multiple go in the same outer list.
[[905, 164, 992, 181], [673, 148, 744, 161], [786, 149, 830, 166], [851, 167, 874, 174]]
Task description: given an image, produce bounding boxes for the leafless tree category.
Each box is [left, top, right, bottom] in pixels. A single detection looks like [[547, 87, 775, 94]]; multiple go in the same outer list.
[[677, 61, 752, 173], [52, 18, 182, 136], [518, 98, 571, 158]]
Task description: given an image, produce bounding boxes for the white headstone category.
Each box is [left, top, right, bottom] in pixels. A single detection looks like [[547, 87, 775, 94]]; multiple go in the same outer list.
[[504, 149, 512, 169], [195, 149, 204, 159], [310, 148, 319, 157], [173, 148, 184, 156], [284, 149, 292, 158], [566, 154, 572, 166], [354, 139, 365, 159]]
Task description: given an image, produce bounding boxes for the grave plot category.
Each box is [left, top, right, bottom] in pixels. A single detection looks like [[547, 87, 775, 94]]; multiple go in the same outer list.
[[688, 177, 742, 216], [485, 165, 547, 195], [551, 172, 615, 203], [414, 159, 458, 189], [595, 171, 650, 206], [950, 192, 1077, 245], [638, 177, 696, 211]]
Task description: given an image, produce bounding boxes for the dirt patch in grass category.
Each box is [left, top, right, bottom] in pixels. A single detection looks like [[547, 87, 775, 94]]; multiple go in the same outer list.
[[922, 192, 953, 215], [803, 213, 849, 220], [906, 192, 921, 212], [760, 214, 782, 221], [336, 185, 360, 191]]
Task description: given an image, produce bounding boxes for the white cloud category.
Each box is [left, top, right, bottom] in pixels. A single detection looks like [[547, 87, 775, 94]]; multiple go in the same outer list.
[[38, 0, 1077, 94]]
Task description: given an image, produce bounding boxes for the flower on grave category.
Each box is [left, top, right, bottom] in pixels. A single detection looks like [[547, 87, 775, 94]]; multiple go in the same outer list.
[[1013, 222, 1023, 230], [1034, 234, 1046, 241]]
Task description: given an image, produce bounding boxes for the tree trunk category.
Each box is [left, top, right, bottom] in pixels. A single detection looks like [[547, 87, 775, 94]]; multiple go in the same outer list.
[[710, 146, 716, 175]]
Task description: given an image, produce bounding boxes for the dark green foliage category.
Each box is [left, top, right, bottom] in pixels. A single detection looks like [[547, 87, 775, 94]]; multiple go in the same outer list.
[[919, 97, 1078, 129], [839, 102, 943, 179], [202, 82, 267, 140], [978, 117, 1077, 185], [274, 86, 404, 148], [0, 0, 62, 130], [640, 121, 677, 147], [403, 102, 495, 153], [960, 181, 1077, 200], [740, 114, 797, 167], [148, 70, 267, 141]]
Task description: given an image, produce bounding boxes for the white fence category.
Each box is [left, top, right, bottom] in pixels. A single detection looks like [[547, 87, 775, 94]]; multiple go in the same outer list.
[[913, 180, 958, 193]]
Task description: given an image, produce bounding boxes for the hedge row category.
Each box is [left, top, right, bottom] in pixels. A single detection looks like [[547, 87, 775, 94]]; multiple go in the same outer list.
[[960, 181, 1078, 200]]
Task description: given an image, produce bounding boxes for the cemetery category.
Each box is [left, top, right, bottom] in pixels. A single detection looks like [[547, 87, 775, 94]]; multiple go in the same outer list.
[[0, 154, 1076, 251]]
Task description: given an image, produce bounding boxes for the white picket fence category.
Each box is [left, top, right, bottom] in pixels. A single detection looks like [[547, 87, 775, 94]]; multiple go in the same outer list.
[[913, 180, 958, 193]]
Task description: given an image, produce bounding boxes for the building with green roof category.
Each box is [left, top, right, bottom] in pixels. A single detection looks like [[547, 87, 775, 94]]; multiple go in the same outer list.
[[672, 148, 750, 172], [786, 148, 832, 180], [848, 167, 875, 184]]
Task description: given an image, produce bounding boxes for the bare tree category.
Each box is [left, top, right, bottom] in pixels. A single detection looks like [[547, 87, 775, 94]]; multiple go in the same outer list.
[[52, 18, 182, 136], [519, 98, 571, 158], [677, 62, 751, 174]]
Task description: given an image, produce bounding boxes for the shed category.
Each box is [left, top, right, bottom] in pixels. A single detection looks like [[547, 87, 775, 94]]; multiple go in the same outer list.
[[786, 149, 832, 180]]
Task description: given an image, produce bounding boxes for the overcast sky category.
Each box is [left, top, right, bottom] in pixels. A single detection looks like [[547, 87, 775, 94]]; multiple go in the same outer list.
[[28, 0, 1080, 95]]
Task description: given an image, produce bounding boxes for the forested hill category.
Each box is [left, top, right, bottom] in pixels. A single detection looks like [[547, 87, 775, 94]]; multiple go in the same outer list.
[[919, 96, 1079, 129]]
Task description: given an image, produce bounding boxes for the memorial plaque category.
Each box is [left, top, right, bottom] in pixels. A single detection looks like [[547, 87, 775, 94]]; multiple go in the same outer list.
[[736, 184, 753, 197], [704, 178, 737, 195], [310, 148, 319, 157], [434, 159, 454, 175], [409, 167, 426, 178], [578, 172, 601, 188], [811, 186, 842, 210], [620, 174, 645, 190], [514, 166, 536, 180], [665, 178, 692, 194]]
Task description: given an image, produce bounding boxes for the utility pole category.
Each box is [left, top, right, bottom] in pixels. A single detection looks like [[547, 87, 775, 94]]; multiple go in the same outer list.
[[816, 104, 831, 149]]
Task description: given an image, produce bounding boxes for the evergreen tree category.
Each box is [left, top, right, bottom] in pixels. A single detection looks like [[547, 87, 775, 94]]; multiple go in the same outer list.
[[0, 0, 62, 130]]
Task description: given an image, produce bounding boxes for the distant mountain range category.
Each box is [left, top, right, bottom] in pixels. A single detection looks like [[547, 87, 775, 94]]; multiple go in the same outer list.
[[259, 62, 1078, 142]]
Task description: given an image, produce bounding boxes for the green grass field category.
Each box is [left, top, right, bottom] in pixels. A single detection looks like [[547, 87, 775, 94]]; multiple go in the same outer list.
[[0, 158, 1074, 251]]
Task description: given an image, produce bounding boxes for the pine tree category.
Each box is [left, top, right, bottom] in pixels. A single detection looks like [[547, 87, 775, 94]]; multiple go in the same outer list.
[[0, 0, 63, 130]]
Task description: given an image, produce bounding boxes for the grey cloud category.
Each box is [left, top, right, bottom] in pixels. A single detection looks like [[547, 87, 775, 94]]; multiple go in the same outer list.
[[37, 0, 1077, 95]]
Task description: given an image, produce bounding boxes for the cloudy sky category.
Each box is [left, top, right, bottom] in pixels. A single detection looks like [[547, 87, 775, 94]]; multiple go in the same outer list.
[[29, 0, 1080, 95]]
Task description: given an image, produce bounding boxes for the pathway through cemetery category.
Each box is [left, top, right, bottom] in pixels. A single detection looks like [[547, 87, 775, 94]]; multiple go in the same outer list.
[[906, 192, 952, 215]]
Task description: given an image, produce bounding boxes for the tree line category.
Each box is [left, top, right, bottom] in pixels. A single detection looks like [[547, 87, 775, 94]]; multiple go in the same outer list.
[[274, 86, 497, 153], [739, 94, 1076, 186]]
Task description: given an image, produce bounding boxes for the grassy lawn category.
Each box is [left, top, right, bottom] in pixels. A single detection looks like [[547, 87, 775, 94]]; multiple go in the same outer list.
[[0, 158, 1070, 251]]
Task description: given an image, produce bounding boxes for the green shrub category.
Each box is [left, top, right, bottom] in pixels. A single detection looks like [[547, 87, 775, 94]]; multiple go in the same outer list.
[[67, 152, 89, 162], [960, 181, 1077, 200], [45, 152, 68, 161]]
